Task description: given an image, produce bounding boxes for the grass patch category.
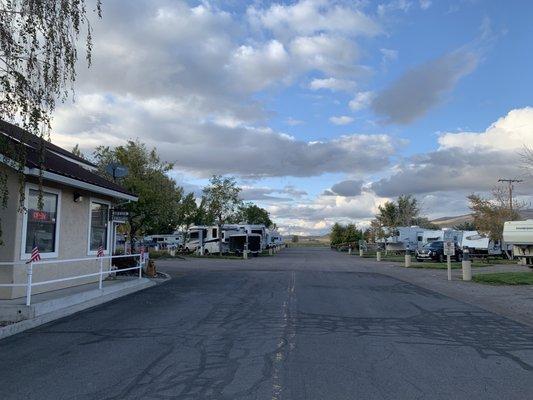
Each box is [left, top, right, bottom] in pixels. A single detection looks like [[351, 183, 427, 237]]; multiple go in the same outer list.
[[473, 272, 533, 285]]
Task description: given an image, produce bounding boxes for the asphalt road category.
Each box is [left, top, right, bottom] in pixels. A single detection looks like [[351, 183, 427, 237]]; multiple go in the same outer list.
[[1, 247, 533, 399]]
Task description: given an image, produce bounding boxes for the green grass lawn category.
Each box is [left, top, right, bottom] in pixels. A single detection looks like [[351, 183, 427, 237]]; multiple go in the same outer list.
[[357, 252, 496, 269], [473, 272, 533, 285]]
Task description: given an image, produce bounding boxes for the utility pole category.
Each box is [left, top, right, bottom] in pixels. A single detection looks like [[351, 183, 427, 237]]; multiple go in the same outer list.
[[498, 179, 523, 211]]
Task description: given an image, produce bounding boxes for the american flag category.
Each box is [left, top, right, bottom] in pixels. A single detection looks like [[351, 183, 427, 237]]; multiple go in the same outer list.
[[97, 245, 105, 257], [27, 246, 41, 264], [140, 246, 145, 260]]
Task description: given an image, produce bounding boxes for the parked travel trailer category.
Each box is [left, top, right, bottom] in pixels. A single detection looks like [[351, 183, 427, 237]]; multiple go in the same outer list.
[[460, 231, 501, 255], [384, 226, 424, 251], [143, 233, 183, 249], [228, 232, 262, 255], [503, 220, 533, 264], [241, 224, 267, 250]]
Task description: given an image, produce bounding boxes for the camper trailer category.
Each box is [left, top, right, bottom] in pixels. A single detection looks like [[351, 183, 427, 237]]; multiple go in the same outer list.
[[503, 220, 533, 264], [384, 226, 424, 252], [460, 231, 502, 255], [228, 232, 262, 256], [143, 233, 183, 249], [184, 226, 222, 254]]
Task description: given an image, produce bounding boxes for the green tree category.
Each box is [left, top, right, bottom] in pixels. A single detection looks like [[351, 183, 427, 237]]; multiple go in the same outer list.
[[71, 144, 85, 159], [343, 224, 362, 244], [237, 203, 273, 227], [468, 186, 524, 241], [330, 222, 344, 246], [93, 140, 183, 246], [202, 175, 242, 253]]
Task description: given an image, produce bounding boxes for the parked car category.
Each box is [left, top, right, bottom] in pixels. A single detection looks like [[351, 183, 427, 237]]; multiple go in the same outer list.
[[416, 241, 462, 262]]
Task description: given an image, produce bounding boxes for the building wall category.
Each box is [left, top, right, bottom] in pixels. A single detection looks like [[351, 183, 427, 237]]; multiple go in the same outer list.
[[0, 167, 22, 298], [1, 173, 125, 299]]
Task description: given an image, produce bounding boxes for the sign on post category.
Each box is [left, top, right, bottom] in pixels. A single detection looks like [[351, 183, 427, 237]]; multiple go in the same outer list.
[[110, 209, 129, 223], [444, 241, 455, 256]]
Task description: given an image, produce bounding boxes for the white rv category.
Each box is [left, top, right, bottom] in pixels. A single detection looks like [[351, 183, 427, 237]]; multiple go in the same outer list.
[[503, 220, 533, 264], [144, 233, 183, 249], [460, 231, 501, 255], [385, 226, 424, 251], [184, 226, 222, 254]]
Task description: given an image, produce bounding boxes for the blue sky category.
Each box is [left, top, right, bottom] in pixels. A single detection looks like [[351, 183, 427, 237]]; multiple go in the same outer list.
[[51, 0, 533, 234]]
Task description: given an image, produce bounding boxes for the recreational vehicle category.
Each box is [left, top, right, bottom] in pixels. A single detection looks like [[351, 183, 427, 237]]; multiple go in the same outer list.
[[143, 233, 183, 249], [460, 231, 501, 255], [503, 220, 533, 264], [184, 226, 221, 254]]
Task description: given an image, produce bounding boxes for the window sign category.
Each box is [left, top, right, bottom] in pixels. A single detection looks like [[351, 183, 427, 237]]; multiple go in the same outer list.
[[25, 189, 58, 254]]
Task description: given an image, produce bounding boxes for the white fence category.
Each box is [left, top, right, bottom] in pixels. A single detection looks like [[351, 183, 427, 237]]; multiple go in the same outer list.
[[0, 254, 145, 306]]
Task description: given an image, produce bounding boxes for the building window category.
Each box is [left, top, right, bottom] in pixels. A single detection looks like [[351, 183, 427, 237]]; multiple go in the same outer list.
[[25, 189, 59, 254], [89, 202, 109, 252]]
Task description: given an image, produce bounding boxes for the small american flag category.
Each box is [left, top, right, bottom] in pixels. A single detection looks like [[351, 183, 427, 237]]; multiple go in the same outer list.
[[140, 246, 145, 260], [27, 246, 41, 264], [97, 244, 105, 257]]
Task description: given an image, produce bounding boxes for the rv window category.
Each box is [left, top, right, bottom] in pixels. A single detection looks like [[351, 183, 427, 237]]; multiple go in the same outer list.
[[189, 232, 199, 240], [252, 229, 262, 235], [212, 228, 218, 238], [417, 235, 423, 241]]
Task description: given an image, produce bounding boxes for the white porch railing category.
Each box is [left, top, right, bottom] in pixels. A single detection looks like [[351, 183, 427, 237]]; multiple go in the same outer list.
[[0, 254, 146, 306]]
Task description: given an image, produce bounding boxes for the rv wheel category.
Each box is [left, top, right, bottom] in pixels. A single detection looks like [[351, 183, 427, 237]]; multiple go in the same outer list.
[[204, 249, 209, 255]]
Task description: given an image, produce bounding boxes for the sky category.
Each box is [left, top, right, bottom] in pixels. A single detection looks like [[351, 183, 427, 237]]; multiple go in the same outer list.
[[50, 0, 533, 235]]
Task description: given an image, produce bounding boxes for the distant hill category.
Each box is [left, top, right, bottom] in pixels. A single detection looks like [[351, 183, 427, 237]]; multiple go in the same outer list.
[[431, 209, 533, 228]]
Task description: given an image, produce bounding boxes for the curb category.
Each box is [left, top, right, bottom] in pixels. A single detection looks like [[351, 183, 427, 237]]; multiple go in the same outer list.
[[0, 279, 157, 341]]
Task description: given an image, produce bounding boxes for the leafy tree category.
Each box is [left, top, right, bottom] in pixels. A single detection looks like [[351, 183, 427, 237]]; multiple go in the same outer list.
[[71, 144, 85, 159], [329, 222, 362, 246], [468, 186, 524, 241], [412, 217, 439, 230], [236, 203, 273, 227], [376, 201, 398, 228], [330, 222, 344, 246], [291, 235, 299, 243], [93, 140, 183, 246], [0, 0, 101, 241], [202, 175, 242, 253]]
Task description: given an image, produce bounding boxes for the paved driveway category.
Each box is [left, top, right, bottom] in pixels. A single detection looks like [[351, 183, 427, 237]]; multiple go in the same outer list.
[[1, 247, 533, 399]]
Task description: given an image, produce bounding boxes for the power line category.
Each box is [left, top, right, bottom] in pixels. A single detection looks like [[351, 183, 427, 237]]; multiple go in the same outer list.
[[498, 178, 523, 211]]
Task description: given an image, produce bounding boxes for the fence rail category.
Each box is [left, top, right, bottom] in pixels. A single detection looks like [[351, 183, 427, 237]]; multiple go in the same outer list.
[[0, 254, 146, 306]]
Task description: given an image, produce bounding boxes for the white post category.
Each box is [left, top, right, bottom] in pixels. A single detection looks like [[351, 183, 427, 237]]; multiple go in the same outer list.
[[243, 243, 248, 259], [359, 248, 363, 257], [139, 254, 143, 279], [98, 257, 104, 290], [462, 260, 472, 281], [376, 251, 381, 262], [405, 254, 411, 268], [26, 262, 33, 306], [348, 247, 352, 255], [269, 248, 273, 255], [447, 254, 452, 281]]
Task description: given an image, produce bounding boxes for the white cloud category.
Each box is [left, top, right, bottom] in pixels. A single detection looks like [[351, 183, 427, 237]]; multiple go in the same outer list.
[[286, 117, 304, 126], [247, 0, 381, 40], [329, 116, 354, 125], [52, 94, 397, 178], [370, 108, 533, 197], [309, 77, 356, 92], [349, 91, 375, 111], [438, 107, 533, 151]]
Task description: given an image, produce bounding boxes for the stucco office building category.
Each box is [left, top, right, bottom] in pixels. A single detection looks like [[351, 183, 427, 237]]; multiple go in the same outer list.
[[0, 120, 137, 299]]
